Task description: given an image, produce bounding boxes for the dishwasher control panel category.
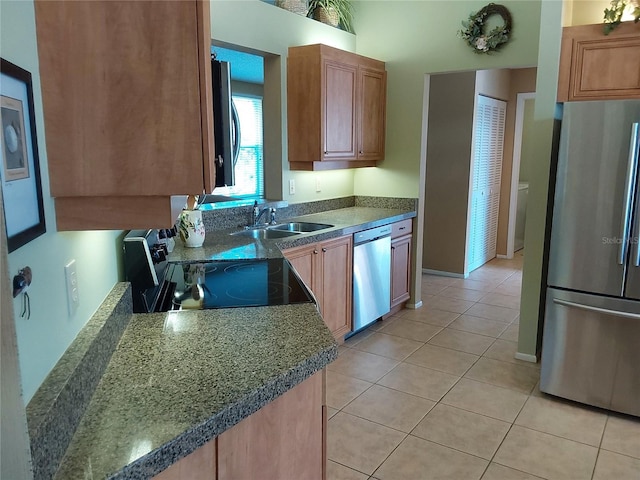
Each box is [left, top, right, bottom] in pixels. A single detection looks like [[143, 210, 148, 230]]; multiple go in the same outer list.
[[354, 225, 392, 245]]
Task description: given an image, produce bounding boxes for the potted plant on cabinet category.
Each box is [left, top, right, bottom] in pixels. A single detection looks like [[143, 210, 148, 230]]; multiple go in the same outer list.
[[603, 0, 640, 34], [275, 0, 308, 16], [307, 0, 355, 33]]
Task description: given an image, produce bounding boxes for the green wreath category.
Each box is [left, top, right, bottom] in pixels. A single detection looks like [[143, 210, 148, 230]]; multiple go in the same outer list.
[[458, 3, 513, 54]]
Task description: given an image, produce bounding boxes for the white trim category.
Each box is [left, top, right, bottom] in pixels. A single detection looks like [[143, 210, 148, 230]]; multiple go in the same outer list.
[[515, 352, 538, 363], [496, 254, 510, 259], [506, 92, 536, 259], [463, 93, 481, 276], [405, 301, 423, 310], [422, 268, 468, 279]]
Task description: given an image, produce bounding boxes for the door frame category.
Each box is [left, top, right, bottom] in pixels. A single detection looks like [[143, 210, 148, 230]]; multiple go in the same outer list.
[[506, 92, 536, 258]]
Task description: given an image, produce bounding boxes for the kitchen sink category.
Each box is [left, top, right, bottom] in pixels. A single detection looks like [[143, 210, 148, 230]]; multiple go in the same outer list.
[[269, 222, 334, 233], [231, 228, 300, 240]]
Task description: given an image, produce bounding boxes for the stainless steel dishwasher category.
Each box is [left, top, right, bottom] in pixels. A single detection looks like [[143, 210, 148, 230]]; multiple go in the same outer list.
[[352, 224, 392, 333]]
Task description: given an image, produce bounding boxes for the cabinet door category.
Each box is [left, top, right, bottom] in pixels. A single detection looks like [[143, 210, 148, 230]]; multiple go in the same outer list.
[[558, 23, 640, 102], [391, 235, 412, 307], [284, 244, 319, 303], [34, 0, 214, 232], [218, 371, 325, 480], [357, 67, 386, 161], [571, 37, 640, 100], [323, 60, 357, 160], [152, 438, 216, 480], [319, 235, 353, 340], [35, 0, 210, 197]]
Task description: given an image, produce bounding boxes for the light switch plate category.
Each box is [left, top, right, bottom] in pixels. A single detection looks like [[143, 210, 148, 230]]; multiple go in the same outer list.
[[289, 179, 296, 195]]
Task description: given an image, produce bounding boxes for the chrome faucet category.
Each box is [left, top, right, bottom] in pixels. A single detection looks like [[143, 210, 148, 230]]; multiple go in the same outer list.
[[252, 201, 277, 226]]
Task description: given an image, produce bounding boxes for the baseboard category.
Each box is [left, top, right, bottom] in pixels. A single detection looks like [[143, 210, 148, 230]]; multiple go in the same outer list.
[[422, 268, 467, 279], [405, 301, 422, 310], [515, 352, 538, 363], [496, 254, 512, 259]]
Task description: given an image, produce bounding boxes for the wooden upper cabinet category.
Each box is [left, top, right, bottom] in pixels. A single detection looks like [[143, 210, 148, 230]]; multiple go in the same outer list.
[[358, 66, 387, 161], [288, 44, 386, 171], [34, 0, 214, 230], [323, 61, 358, 160], [558, 22, 640, 102]]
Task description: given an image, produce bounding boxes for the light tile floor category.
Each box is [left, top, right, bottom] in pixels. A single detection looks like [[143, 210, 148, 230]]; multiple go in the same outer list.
[[327, 252, 640, 480]]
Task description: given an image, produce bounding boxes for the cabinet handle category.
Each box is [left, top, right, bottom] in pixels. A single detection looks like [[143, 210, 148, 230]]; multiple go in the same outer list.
[[322, 248, 327, 253], [399, 227, 406, 231], [313, 250, 318, 255], [391, 246, 396, 250], [359, 150, 363, 154]]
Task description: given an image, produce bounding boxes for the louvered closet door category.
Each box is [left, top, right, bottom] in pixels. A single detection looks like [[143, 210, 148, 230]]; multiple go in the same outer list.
[[468, 95, 506, 272]]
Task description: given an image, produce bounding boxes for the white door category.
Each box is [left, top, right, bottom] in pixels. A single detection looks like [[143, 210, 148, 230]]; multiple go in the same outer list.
[[468, 95, 506, 272]]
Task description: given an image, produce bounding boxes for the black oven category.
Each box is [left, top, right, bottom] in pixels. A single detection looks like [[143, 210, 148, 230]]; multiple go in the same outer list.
[[123, 230, 314, 313]]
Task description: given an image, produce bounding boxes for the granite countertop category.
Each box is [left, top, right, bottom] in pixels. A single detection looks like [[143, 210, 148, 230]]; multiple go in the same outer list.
[[55, 304, 335, 479], [168, 206, 416, 263], [47, 204, 416, 479]]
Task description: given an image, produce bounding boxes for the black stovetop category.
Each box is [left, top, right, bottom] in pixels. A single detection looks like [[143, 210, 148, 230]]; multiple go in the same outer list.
[[166, 258, 314, 311]]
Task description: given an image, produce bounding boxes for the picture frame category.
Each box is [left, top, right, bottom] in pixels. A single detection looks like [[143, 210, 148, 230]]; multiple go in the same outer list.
[[0, 58, 46, 252]]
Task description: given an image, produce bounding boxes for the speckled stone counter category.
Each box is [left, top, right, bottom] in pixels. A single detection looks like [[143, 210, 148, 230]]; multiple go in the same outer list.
[[54, 303, 336, 479], [169, 205, 417, 263]]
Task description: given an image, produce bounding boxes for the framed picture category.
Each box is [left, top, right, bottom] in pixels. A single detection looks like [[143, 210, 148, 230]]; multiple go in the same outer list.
[[0, 58, 45, 252]]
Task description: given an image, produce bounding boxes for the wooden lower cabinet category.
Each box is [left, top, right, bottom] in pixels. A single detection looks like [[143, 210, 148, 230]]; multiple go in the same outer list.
[[388, 219, 413, 316], [284, 235, 353, 342], [391, 234, 412, 307], [153, 438, 217, 480], [153, 371, 326, 480]]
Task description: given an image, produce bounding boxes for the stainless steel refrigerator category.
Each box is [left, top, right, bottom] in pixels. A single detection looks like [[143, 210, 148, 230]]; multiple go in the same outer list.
[[541, 100, 640, 418]]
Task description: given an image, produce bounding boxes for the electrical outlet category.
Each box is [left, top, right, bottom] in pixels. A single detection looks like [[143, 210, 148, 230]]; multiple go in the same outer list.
[[65, 260, 79, 315], [289, 179, 296, 195], [315, 176, 321, 192]]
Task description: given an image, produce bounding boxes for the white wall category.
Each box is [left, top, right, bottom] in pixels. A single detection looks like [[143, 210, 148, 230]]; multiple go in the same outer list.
[[1, 0, 122, 402]]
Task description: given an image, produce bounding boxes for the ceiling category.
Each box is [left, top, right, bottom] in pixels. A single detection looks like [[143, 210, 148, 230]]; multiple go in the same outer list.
[[211, 46, 264, 85]]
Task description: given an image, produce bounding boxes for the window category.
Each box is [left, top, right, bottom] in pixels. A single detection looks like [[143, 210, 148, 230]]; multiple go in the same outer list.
[[214, 94, 264, 198]]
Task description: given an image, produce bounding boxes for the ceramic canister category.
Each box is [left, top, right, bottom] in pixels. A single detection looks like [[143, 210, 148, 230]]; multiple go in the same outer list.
[[178, 209, 205, 248]]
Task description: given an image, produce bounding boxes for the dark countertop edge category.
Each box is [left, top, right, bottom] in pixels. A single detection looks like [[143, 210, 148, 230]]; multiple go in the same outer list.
[[111, 345, 337, 480]]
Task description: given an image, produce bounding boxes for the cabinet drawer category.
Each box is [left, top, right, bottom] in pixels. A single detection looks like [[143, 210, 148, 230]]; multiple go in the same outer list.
[[391, 219, 412, 238]]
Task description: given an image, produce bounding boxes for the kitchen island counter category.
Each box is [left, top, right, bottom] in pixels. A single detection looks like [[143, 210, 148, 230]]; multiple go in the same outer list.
[[31, 286, 336, 480]]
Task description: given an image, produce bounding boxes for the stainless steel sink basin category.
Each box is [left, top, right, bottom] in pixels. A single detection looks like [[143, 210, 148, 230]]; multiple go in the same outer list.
[[231, 228, 300, 240], [269, 222, 334, 233]]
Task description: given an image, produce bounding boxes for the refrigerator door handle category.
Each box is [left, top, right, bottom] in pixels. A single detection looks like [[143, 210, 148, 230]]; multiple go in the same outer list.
[[553, 298, 640, 320], [619, 122, 640, 265], [628, 123, 640, 267]]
